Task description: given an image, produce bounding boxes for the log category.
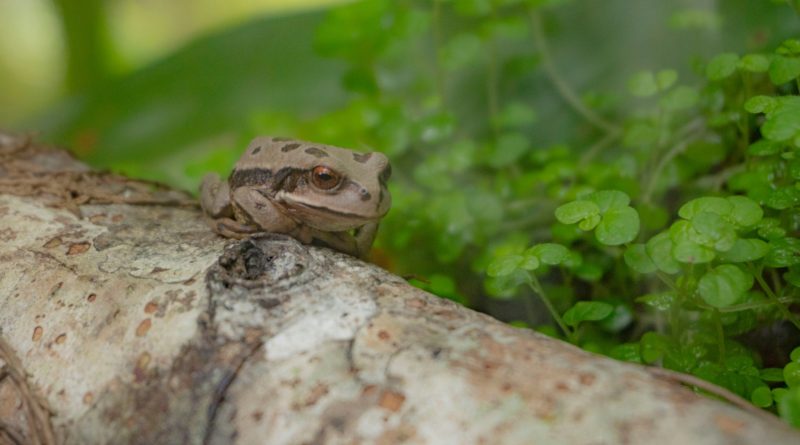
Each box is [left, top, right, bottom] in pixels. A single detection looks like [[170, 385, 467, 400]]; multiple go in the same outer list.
[[0, 133, 798, 445]]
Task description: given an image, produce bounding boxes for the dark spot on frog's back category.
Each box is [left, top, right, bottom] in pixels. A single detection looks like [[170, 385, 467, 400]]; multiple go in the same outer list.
[[304, 147, 329, 158], [281, 143, 300, 152], [251, 146, 261, 155], [272, 137, 292, 142], [352, 152, 372, 163]]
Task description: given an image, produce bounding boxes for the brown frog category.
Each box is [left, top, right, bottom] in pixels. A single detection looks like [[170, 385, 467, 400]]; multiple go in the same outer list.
[[199, 136, 391, 258]]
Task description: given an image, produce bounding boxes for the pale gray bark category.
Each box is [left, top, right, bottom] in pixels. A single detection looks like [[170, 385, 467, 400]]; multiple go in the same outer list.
[[0, 133, 798, 445]]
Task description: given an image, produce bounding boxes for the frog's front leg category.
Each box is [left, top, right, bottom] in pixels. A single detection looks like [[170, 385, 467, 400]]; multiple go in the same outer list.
[[230, 187, 300, 237], [311, 222, 379, 259], [200, 173, 256, 238]]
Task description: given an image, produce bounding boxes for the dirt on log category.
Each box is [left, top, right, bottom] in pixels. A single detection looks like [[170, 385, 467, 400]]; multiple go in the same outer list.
[[0, 133, 798, 445]]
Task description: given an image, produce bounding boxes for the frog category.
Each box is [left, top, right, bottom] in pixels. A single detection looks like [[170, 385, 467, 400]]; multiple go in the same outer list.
[[199, 136, 392, 259]]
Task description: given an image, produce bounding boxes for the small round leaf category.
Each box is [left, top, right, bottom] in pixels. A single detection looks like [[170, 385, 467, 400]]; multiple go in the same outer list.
[[706, 52, 740, 81], [697, 265, 754, 308], [596, 206, 640, 246], [562, 301, 614, 327], [487, 254, 523, 277], [555, 200, 601, 225]]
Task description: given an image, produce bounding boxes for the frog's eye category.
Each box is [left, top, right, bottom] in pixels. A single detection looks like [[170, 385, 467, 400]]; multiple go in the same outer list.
[[311, 166, 341, 190]]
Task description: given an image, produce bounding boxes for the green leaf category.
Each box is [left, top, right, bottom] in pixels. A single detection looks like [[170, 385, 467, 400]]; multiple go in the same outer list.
[[440, 33, 483, 70], [493, 102, 537, 128], [751, 386, 773, 408], [761, 368, 786, 382], [583, 190, 630, 212], [761, 97, 800, 143], [744, 95, 776, 114], [787, 362, 800, 388], [672, 241, 716, 264], [678, 197, 732, 219], [792, 346, 800, 362], [624, 244, 657, 273], [778, 387, 800, 428], [739, 54, 770, 73], [769, 54, 800, 85], [527, 243, 570, 265], [555, 200, 601, 225], [562, 301, 614, 327], [655, 69, 678, 90], [727, 195, 763, 227], [690, 212, 737, 251], [746, 140, 783, 156], [578, 214, 602, 231], [596, 206, 640, 246], [706, 52, 740, 81], [489, 132, 530, 168], [628, 71, 659, 97], [697, 265, 754, 308], [487, 254, 523, 277], [765, 237, 800, 267], [757, 218, 787, 240], [519, 252, 541, 271], [659, 85, 698, 111], [640, 332, 670, 363], [636, 292, 675, 311], [718, 238, 769, 262], [646, 232, 681, 274]]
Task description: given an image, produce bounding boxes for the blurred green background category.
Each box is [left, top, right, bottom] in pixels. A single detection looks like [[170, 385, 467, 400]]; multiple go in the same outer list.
[[1, 0, 797, 315]]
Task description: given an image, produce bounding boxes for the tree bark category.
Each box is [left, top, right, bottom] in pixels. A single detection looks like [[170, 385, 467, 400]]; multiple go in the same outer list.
[[0, 133, 798, 445]]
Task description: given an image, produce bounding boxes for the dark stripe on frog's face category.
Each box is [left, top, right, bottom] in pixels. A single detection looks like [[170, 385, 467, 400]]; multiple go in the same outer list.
[[229, 168, 272, 188]]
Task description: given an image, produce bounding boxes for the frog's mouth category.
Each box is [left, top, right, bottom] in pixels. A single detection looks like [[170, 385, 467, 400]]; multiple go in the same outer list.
[[283, 200, 380, 231]]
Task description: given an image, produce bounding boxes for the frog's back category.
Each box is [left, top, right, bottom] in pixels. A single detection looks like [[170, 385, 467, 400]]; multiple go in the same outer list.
[[233, 136, 370, 171]]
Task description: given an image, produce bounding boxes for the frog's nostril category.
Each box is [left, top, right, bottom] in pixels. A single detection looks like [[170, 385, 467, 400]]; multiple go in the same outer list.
[[360, 189, 372, 201]]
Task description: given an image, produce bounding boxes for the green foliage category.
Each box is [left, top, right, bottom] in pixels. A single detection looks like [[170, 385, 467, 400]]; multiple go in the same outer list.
[[32, 0, 800, 427]]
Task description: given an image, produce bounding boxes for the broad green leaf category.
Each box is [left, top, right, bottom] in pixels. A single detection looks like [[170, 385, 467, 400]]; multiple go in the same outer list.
[[489, 132, 530, 167], [519, 252, 541, 271], [751, 386, 773, 408], [787, 362, 800, 388], [660, 85, 698, 111], [628, 71, 658, 97], [494, 102, 537, 128], [440, 33, 483, 70], [563, 301, 614, 327], [761, 368, 786, 382], [744, 95, 776, 114], [678, 197, 732, 219], [761, 97, 800, 143], [640, 332, 670, 363], [766, 186, 800, 210], [769, 54, 800, 85], [718, 238, 769, 262], [655, 69, 678, 90], [583, 190, 630, 212], [527, 243, 570, 265], [487, 254, 523, 277], [746, 140, 783, 156], [672, 241, 716, 263], [757, 218, 786, 240], [624, 244, 657, 273], [555, 200, 601, 225], [706, 52, 739, 80], [765, 237, 800, 267], [596, 206, 640, 246], [778, 387, 800, 428], [727, 196, 763, 227], [636, 292, 675, 311], [792, 346, 800, 362], [739, 54, 770, 73], [578, 214, 602, 231], [697, 265, 753, 308], [646, 232, 681, 274], [690, 212, 737, 250]]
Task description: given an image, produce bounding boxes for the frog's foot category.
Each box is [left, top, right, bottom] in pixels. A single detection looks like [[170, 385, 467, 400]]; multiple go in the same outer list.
[[206, 216, 261, 239]]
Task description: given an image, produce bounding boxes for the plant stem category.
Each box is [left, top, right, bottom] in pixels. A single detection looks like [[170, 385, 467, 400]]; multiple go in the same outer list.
[[712, 309, 726, 363], [753, 266, 800, 330], [529, 10, 620, 135], [525, 272, 575, 342]]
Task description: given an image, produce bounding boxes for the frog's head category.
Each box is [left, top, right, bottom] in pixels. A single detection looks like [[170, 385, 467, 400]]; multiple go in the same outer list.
[[236, 137, 392, 231]]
